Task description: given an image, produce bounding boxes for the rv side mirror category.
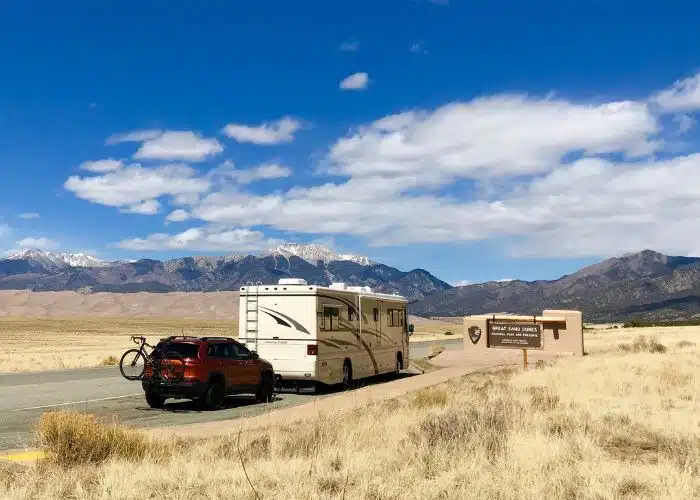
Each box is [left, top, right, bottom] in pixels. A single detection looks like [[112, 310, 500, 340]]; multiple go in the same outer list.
[[408, 324, 414, 335]]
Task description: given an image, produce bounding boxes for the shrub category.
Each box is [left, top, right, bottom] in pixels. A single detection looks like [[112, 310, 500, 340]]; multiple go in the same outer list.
[[99, 355, 119, 366], [618, 335, 667, 354], [409, 387, 450, 409], [36, 411, 162, 466]]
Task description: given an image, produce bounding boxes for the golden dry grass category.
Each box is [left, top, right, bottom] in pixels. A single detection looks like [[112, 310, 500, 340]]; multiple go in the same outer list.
[[0, 317, 237, 373], [0, 315, 457, 373], [3, 329, 700, 499]]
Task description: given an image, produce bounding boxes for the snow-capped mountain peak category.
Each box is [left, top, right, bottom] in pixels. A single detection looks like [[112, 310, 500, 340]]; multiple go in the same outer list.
[[6, 248, 108, 269], [266, 243, 373, 266]]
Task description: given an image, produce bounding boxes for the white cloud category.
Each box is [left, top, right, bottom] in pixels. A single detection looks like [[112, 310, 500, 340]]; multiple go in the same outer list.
[[106, 129, 164, 145], [17, 237, 59, 249], [221, 116, 302, 145], [651, 73, 700, 112], [211, 162, 292, 185], [120, 199, 161, 215], [674, 114, 696, 134], [64, 163, 211, 208], [116, 226, 281, 252], [339, 41, 360, 52], [452, 280, 470, 286], [80, 159, 124, 173], [165, 209, 190, 222], [72, 70, 700, 259], [19, 213, 40, 220], [179, 82, 693, 256], [339, 72, 369, 91], [323, 96, 660, 182], [133, 131, 223, 162], [410, 42, 428, 54]]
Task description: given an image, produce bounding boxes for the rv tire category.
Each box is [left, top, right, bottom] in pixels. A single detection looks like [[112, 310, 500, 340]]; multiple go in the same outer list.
[[342, 360, 353, 391], [255, 373, 274, 403]]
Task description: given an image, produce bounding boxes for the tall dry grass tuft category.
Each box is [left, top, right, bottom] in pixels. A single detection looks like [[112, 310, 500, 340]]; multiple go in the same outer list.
[[618, 334, 667, 354], [35, 411, 165, 466], [99, 356, 119, 366], [408, 387, 450, 409]]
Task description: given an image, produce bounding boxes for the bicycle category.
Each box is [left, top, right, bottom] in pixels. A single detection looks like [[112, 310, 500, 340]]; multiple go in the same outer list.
[[119, 335, 186, 382]]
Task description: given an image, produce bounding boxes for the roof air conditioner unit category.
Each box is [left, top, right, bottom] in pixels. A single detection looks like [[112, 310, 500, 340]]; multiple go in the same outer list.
[[278, 278, 308, 285]]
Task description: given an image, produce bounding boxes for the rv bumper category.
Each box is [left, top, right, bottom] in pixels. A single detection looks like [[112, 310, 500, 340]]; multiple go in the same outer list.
[[274, 374, 318, 393]]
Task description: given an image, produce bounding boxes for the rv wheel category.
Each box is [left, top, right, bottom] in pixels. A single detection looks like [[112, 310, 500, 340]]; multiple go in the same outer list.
[[342, 360, 353, 390]]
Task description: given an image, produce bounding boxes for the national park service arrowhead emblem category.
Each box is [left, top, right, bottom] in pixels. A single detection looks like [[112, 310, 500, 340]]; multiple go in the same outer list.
[[468, 326, 482, 344]]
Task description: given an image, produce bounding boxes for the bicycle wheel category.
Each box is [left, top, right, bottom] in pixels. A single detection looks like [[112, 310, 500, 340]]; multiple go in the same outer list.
[[159, 351, 186, 382], [119, 348, 146, 380]]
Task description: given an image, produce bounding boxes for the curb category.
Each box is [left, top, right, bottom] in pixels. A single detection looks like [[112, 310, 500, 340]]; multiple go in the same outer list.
[[0, 449, 45, 464]]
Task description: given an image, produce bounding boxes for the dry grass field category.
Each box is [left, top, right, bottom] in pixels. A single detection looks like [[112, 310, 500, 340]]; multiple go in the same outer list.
[[0, 317, 237, 373], [0, 315, 459, 373], [2, 325, 700, 499]]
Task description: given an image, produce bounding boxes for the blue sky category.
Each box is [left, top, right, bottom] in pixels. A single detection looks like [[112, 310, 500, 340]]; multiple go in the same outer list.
[[2, 0, 700, 286]]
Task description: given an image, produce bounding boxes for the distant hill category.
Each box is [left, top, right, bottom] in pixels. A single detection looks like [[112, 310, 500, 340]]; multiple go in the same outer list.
[[409, 250, 700, 322]]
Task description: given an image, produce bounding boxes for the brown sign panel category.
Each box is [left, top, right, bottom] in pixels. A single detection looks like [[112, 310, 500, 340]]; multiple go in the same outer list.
[[488, 322, 542, 349]]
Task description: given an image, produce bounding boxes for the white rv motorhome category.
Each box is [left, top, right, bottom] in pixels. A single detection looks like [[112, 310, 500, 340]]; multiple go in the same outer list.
[[238, 278, 414, 392]]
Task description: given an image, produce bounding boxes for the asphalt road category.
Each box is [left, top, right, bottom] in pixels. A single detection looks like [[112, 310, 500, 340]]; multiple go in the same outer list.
[[0, 338, 462, 451]]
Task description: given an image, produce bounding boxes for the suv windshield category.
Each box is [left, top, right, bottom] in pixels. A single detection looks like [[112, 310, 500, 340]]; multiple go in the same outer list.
[[156, 342, 199, 359]]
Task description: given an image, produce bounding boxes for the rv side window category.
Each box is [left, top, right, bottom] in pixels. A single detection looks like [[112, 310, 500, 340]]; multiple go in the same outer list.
[[388, 309, 400, 327], [323, 306, 340, 331], [373, 308, 379, 322]]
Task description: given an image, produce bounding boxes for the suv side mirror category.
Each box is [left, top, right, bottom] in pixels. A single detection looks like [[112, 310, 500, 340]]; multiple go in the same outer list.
[[251, 351, 259, 360], [408, 324, 414, 335]]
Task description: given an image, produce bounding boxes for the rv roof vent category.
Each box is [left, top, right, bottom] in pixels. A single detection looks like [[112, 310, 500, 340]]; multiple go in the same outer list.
[[362, 286, 372, 293], [329, 282, 346, 290], [278, 278, 308, 286]]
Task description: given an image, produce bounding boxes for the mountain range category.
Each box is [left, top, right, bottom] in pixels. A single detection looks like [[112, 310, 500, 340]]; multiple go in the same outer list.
[[3, 246, 700, 322], [410, 250, 700, 322], [0, 244, 450, 301]]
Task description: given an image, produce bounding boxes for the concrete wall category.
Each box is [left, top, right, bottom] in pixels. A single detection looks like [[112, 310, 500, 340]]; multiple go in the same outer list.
[[463, 309, 584, 356]]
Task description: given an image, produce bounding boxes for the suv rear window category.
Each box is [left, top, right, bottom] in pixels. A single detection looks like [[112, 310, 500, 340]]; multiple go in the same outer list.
[[156, 342, 199, 359]]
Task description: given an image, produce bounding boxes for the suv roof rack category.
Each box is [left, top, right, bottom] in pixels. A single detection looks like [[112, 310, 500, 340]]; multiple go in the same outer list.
[[159, 335, 200, 341], [200, 336, 236, 341]]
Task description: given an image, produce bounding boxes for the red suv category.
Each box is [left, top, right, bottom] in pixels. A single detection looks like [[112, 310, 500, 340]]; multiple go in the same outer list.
[[141, 336, 275, 410]]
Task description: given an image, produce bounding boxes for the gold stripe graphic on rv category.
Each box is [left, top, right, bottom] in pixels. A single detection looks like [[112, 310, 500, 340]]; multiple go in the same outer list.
[[258, 306, 311, 334]]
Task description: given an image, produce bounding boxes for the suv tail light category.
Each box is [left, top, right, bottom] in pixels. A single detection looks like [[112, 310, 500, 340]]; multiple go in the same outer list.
[[307, 344, 318, 356]]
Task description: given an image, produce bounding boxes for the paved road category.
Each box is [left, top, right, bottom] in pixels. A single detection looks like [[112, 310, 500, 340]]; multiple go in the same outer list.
[[0, 338, 462, 450]]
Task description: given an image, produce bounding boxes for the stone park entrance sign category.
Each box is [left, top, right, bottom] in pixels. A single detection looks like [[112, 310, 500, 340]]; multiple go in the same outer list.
[[488, 322, 542, 349], [462, 310, 585, 357]]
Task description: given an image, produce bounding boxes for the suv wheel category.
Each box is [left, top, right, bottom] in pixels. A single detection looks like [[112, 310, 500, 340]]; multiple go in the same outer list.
[[255, 374, 274, 403], [199, 379, 224, 410], [145, 391, 165, 409]]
